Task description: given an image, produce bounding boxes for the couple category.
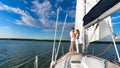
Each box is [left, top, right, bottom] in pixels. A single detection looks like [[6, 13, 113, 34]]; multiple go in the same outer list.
[[69, 27, 80, 54]]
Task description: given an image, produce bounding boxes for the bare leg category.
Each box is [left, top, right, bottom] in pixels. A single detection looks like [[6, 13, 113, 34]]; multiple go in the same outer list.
[[69, 45, 74, 54], [69, 41, 75, 54]]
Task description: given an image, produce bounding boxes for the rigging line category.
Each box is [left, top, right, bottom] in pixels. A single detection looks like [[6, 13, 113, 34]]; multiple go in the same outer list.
[[94, 33, 120, 57], [106, 20, 120, 61], [56, 53, 79, 65], [95, 42, 113, 56], [113, 33, 120, 40], [51, 54, 70, 68], [52, 9, 59, 62], [112, 34, 120, 61], [89, 23, 99, 42], [92, 22, 117, 57], [55, 14, 68, 61], [107, 21, 120, 62], [56, 54, 71, 65], [83, 23, 99, 55], [86, 23, 99, 47]]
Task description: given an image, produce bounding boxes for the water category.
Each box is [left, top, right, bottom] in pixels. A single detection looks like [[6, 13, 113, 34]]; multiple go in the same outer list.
[[0, 40, 120, 68]]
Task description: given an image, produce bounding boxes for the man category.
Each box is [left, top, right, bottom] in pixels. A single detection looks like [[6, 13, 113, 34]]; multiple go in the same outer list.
[[69, 27, 75, 54]]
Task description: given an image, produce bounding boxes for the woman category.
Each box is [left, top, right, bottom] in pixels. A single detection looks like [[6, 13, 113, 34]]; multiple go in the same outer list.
[[75, 29, 80, 53]]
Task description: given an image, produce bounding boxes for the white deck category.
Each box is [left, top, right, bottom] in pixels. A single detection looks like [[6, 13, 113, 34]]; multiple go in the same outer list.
[[53, 52, 120, 68]]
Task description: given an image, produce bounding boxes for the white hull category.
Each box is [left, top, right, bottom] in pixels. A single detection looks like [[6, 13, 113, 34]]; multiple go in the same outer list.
[[52, 52, 120, 68]]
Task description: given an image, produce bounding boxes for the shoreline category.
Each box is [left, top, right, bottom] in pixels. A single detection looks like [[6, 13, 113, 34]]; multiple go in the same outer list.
[[0, 38, 70, 42], [0, 38, 120, 44]]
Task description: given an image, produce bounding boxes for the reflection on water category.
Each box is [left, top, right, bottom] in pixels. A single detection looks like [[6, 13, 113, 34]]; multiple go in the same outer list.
[[0, 40, 120, 68]]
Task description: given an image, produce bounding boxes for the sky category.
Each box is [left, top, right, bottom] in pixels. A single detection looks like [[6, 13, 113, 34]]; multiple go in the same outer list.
[[0, 0, 119, 40]]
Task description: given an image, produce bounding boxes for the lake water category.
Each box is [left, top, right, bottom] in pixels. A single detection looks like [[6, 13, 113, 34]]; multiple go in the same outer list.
[[0, 40, 120, 68]]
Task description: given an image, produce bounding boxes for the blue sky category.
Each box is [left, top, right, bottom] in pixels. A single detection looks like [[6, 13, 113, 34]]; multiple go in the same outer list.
[[0, 0, 119, 40]]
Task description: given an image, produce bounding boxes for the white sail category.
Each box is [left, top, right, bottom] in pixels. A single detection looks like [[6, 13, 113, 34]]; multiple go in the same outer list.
[[85, 0, 100, 14], [75, 0, 113, 43], [99, 17, 113, 40], [75, 0, 85, 43], [86, 16, 112, 42]]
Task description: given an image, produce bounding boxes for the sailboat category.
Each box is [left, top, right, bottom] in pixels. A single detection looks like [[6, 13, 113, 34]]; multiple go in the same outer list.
[[50, 0, 120, 68]]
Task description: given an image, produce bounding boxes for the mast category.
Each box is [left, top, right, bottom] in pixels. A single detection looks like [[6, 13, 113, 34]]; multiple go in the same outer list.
[[82, 0, 87, 55], [75, 0, 99, 55], [82, 28, 87, 55]]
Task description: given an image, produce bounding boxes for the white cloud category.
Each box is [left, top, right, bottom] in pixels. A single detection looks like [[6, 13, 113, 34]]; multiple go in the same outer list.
[[41, 21, 74, 33], [39, 19, 52, 27], [42, 29, 55, 33], [0, 2, 27, 16], [21, 15, 41, 27], [31, 0, 52, 19], [111, 15, 120, 20], [14, 20, 24, 25], [0, 1, 74, 30], [3, 26, 10, 29], [72, 0, 76, 4], [0, 2, 42, 27], [68, 10, 76, 18], [56, 0, 63, 2], [40, 22, 73, 40], [112, 22, 120, 25], [24, 0, 28, 4]]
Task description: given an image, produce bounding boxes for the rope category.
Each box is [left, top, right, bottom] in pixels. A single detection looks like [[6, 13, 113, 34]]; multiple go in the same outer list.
[[56, 54, 70, 64], [82, 24, 99, 55], [112, 34, 120, 61], [54, 53, 80, 68], [94, 42, 113, 56], [107, 20, 120, 62], [85, 23, 99, 48], [94, 33, 120, 57], [86, 23, 113, 57], [86, 23, 117, 58], [114, 33, 120, 40], [51, 54, 71, 68], [55, 14, 68, 61], [52, 9, 59, 62], [89, 23, 99, 42]]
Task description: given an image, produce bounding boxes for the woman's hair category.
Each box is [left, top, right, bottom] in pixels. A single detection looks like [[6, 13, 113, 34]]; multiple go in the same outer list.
[[72, 27, 74, 30], [76, 29, 80, 34]]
